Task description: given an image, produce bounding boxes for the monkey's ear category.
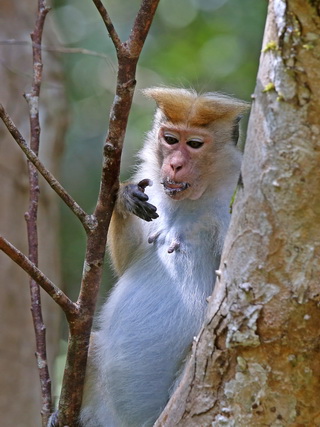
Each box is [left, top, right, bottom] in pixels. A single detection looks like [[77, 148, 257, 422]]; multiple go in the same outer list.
[[142, 87, 250, 127]]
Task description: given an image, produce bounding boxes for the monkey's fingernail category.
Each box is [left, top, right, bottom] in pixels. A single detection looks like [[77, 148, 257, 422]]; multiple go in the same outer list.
[[133, 190, 148, 200]]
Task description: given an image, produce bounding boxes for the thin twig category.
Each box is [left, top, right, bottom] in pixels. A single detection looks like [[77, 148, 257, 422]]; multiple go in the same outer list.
[[0, 39, 111, 59], [0, 39, 116, 73], [91, 0, 123, 53], [24, 1, 52, 423], [0, 104, 96, 233], [0, 236, 78, 314]]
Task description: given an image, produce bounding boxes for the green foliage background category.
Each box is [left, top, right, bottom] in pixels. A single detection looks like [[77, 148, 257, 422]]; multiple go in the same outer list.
[[52, 0, 267, 302]]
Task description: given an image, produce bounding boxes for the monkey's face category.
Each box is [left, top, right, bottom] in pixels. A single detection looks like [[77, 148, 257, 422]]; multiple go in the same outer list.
[[158, 124, 214, 201]]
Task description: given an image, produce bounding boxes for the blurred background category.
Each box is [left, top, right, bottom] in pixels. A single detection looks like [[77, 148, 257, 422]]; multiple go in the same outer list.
[[0, 0, 267, 424]]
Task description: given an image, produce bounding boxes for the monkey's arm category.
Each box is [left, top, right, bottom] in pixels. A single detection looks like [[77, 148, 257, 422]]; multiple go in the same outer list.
[[108, 179, 158, 275]]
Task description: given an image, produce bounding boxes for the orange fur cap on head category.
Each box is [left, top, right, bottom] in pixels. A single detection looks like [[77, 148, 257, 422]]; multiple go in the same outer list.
[[143, 87, 250, 128]]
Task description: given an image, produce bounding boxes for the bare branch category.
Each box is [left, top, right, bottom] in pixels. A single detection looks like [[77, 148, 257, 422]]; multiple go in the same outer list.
[[56, 1, 160, 425], [24, 1, 52, 423], [91, 0, 123, 52], [128, 0, 161, 57], [0, 236, 77, 315], [0, 104, 96, 233]]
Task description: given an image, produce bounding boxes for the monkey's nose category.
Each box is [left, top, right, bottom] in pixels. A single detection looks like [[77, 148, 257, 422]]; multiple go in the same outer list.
[[170, 163, 183, 173]]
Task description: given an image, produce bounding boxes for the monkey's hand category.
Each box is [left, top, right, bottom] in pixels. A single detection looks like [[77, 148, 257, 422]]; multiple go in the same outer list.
[[122, 179, 159, 222]]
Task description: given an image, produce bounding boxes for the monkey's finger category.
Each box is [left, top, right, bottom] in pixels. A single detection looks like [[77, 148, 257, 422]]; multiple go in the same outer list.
[[144, 209, 159, 221], [143, 202, 158, 214], [139, 210, 159, 221], [138, 178, 153, 191], [134, 202, 159, 221], [132, 189, 149, 201]]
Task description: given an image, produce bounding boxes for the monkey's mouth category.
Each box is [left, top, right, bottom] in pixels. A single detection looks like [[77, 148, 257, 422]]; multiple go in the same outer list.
[[161, 179, 191, 196]]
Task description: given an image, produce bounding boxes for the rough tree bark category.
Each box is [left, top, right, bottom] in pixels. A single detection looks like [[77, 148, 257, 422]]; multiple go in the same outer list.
[[0, 1, 67, 426], [155, 0, 320, 425]]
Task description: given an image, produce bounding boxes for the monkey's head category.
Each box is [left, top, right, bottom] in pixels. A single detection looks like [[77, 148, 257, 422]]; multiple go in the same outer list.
[[143, 87, 249, 201]]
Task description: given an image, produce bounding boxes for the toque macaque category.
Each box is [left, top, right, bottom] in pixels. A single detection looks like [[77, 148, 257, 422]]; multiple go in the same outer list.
[[80, 87, 249, 427]]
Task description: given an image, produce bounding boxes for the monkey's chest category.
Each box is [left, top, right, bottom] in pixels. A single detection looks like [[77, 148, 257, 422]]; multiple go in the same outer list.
[[148, 212, 217, 253], [145, 217, 219, 288]]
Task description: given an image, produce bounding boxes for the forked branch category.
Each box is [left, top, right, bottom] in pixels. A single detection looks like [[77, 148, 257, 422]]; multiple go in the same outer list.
[[54, 1, 160, 425], [91, 0, 122, 52], [0, 1, 160, 425]]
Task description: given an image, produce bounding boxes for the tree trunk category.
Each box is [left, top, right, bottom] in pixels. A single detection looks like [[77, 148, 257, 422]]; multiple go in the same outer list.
[[0, 2, 67, 426], [156, 0, 320, 425]]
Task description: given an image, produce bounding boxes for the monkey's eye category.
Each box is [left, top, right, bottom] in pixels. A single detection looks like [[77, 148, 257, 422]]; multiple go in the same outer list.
[[187, 139, 204, 149], [164, 134, 179, 145]]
